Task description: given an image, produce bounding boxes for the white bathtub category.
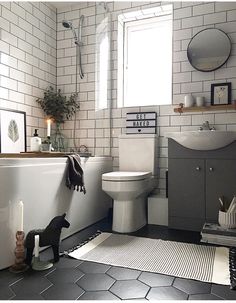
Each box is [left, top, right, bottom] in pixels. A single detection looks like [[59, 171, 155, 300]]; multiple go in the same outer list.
[[0, 156, 112, 269]]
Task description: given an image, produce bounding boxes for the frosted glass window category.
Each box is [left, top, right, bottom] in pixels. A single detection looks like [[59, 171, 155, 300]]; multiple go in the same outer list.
[[95, 17, 110, 111], [118, 8, 173, 107]]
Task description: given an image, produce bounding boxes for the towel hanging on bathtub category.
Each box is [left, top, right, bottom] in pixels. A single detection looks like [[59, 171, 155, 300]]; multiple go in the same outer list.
[[65, 154, 86, 194]]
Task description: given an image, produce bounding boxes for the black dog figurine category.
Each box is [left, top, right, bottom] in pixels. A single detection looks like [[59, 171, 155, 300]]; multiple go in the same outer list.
[[24, 213, 70, 265]]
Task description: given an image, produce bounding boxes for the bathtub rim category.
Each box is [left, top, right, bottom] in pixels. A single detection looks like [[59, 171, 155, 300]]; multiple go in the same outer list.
[[0, 156, 112, 166]]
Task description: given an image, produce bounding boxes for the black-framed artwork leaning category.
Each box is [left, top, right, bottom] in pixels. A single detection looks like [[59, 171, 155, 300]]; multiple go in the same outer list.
[[0, 108, 26, 153], [211, 82, 231, 105]]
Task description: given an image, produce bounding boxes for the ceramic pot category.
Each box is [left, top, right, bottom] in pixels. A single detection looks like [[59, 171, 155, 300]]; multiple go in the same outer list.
[[196, 96, 204, 107], [219, 210, 236, 229], [184, 95, 194, 107]]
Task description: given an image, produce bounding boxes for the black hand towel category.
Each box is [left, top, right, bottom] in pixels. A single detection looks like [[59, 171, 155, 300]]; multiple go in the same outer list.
[[65, 154, 86, 194]]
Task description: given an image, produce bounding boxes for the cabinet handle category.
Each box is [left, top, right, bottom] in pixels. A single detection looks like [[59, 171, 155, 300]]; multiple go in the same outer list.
[[196, 166, 201, 171], [209, 167, 214, 172]]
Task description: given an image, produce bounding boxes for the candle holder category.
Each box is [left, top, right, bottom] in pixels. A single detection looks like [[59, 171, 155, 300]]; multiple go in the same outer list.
[[46, 136, 52, 152], [31, 234, 53, 271], [32, 256, 53, 271], [10, 231, 29, 273]]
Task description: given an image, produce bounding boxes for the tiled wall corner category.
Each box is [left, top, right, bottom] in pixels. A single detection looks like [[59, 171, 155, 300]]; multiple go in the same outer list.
[[0, 1, 57, 149]]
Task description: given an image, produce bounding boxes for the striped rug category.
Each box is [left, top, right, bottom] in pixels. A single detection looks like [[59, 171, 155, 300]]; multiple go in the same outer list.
[[68, 232, 230, 285]]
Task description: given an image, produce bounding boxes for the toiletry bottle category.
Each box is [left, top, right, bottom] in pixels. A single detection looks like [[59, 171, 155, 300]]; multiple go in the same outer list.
[[30, 129, 41, 152]]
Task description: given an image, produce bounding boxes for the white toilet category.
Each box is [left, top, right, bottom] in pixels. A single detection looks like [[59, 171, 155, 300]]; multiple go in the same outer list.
[[102, 134, 158, 233]]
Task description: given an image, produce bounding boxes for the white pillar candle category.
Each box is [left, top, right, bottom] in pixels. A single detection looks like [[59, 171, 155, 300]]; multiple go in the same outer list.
[[47, 119, 51, 137], [34, 235, 40, 258], [19, 200, 24, 231]]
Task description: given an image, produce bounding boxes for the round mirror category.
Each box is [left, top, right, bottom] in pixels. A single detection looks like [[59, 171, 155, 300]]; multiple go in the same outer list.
[[187, 28, 231, 72]]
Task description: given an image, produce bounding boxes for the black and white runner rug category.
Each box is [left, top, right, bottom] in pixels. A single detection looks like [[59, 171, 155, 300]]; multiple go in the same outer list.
[[68, 233, 229, 285]]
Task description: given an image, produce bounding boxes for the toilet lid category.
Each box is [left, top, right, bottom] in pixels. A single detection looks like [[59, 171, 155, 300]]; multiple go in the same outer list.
[[102, 171, 151, 181]]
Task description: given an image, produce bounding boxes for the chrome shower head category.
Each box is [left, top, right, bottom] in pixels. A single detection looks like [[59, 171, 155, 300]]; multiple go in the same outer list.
[[62, 20, 78, 45], [62, 20, 72, 29], [62, 18, 84, 79]]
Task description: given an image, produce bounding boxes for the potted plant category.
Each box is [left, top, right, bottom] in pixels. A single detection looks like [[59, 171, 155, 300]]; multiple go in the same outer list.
[[36, 86, 79, 151]]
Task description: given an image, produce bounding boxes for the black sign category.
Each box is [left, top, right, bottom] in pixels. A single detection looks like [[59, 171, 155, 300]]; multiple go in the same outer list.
[[126, 112, 157, 134]]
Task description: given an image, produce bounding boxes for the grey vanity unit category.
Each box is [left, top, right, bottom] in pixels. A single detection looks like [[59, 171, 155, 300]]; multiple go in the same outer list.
[[168, 139, 236, 232]]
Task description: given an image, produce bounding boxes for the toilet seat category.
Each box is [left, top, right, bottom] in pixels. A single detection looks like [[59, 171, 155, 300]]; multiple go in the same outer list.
[[102, 171, 151, 181]]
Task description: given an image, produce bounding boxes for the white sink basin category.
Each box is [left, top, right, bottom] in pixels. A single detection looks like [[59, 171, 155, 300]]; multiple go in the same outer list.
[[165, 130, 236, 151]]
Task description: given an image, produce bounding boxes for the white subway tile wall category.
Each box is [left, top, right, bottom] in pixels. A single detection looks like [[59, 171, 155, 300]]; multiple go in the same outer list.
[[1, 2, 236, 195], [0, 2, 56, 148], [57, 1, 236, 194]]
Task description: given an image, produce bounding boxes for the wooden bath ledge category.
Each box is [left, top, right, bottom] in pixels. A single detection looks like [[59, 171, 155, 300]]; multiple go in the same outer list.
[[0, 152, 69, 158], [0, 152, 92, 158]]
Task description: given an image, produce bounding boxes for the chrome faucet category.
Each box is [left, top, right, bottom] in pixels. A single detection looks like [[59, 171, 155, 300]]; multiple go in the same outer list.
[[70, 145, 89, 153], [79, 145, 88, 153], [199, 121, 215, 131]]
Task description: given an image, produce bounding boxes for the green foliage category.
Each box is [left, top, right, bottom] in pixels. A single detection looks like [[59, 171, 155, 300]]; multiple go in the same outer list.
[[36, 86, 79, 124]]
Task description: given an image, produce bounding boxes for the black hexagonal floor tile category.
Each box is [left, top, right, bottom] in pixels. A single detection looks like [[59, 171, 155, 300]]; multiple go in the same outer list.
[[77, 261, 111, 273], [211, 284, 236, 300], [0, 284, 15, 300], [110, 280, 150, 300], [10, 275, 52, 296], [41, 283, 84, 300], [46, 268, 84, 284], [22, 266, 56, 278], [189, 293, 222, 300], [79, 290, 120, 300], [147, 286, 188, 300], [54, 256, 82, 269], [0, 269, 23, 285], [107, 266, 141, 280], [76, 273, 115, 291], [173, 277, 211, 294], [125, 299, 148, 301], [11, 293, 44, 300], [138, 272, 174, 287]]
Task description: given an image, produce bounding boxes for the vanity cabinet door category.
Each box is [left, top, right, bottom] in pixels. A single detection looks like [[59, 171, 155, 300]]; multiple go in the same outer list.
[[169, 158, 205, 231], [206, 159, 236, 222]]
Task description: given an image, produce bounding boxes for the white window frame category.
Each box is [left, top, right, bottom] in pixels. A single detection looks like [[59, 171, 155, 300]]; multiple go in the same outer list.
[[95, 16, 111, 111], [118, 5, 173, 108]]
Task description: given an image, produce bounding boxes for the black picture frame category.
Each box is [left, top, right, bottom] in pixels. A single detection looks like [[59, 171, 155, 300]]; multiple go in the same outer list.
[[0, 108, 26, 153], [211, 82, 231, 105]]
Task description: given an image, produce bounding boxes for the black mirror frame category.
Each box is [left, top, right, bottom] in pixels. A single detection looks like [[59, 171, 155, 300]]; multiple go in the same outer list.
[[187, 28, 232, 72]]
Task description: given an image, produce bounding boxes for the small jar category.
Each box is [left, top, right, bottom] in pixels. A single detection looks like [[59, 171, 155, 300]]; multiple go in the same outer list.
[[196, 96, 204, 107], [40, 143, 52, 152], [184, 95, 194, 107]]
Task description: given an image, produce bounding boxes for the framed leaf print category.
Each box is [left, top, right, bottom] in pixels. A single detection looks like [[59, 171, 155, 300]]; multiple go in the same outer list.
[[0, 109, 26, 153]]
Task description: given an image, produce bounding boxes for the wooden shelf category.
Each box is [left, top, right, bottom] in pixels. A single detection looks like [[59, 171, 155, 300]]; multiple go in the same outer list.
[[174, 104, 236, 114]]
